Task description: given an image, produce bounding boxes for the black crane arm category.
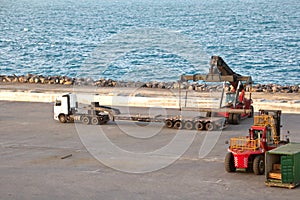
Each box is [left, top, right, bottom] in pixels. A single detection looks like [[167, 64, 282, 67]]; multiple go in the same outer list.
[[181, 56, 252, 90]]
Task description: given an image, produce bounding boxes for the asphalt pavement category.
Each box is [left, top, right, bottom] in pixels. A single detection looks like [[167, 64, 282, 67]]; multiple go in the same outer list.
[[0, 101, 299, 199]]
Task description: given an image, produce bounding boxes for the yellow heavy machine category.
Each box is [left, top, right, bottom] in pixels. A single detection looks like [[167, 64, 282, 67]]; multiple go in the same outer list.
[[225, 110, 289, 175]]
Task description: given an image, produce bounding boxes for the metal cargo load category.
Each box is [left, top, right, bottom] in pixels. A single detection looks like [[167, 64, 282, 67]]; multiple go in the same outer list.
[[265, 143, 300, 189]]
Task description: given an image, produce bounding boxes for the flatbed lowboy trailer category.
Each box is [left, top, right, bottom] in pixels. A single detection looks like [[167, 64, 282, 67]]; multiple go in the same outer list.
[[54, 93, 226, 131]]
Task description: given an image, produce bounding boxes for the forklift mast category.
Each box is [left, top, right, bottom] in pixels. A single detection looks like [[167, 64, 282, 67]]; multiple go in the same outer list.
[[259, 110, 281, 138]]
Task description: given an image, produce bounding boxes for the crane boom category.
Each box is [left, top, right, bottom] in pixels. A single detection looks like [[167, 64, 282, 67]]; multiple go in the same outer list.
[[181, 56, 252, 90]]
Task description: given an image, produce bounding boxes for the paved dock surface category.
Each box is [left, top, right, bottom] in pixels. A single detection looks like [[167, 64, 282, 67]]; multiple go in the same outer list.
[[0, 101, 299, 199]]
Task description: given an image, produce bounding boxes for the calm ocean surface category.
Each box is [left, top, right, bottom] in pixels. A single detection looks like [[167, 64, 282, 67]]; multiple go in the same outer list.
[[0, 0, 299, 84]]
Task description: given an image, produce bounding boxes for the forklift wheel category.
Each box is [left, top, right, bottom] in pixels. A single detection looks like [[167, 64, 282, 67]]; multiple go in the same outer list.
[[225, 153, 236, 172], [228, 113, 234, 124], [232, 114, 241, 125], [253, 155, 265, 175]]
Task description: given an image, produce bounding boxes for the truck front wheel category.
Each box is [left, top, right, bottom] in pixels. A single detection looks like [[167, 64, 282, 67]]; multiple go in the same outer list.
[[59, 114, 67, 123]]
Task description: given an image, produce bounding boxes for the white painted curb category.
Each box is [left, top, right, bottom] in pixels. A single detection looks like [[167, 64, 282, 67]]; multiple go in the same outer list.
[[1, 90, 300, 113]]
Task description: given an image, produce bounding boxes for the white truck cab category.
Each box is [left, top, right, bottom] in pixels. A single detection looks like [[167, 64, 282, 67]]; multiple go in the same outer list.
[[54, 93, 78, 123]]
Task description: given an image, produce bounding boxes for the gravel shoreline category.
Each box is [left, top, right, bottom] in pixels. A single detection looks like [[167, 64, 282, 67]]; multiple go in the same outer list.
[[1, 74, 300, 94]]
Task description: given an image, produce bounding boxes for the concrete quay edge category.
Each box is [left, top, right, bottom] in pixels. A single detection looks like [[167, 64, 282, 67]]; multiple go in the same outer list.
[[1, 88, 300, 114]]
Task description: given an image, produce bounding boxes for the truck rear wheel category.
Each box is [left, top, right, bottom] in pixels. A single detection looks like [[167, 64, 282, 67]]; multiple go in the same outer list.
[[91, 117, 99, 125], [59, 114, 67, 123], [253, 155, 265, 175], [225, 152, 236, 172], [173, 120, 183, 129], [184, 120, 194, 130], [205, 122, 215, 131], [194, 121, 204, 131], [82, 116, 90, 125], [165, 119, 174, 128]]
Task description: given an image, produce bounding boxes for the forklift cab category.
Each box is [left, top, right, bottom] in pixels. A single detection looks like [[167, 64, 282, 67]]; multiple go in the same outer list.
[[252, 129, 263, 140], [225, 92, 235, 107]]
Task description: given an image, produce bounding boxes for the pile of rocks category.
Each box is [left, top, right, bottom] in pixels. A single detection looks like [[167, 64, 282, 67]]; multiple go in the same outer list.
[[0, 74, 299, 93], [252, 84, 300, 93], [0, 74, 75, 85]]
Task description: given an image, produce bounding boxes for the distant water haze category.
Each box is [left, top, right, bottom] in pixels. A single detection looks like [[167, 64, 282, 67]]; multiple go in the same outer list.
[[0, 0, 299, 84]]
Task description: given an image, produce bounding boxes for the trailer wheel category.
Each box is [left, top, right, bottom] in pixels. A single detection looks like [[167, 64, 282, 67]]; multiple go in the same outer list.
[[253, 155, 265, 175], [59, 114, 67, 123], [249, 106, 254, 118], [165, 119, 174, 128], [82, 116, 90, 125], [232, 114, 241, 125], [91, 117, 99, 125], [225, 152, 236, 172], [184, 120, 194, 130], [194, 121, 204, 131], [205, 122, 215, 131], [173, 120, 183, 129]]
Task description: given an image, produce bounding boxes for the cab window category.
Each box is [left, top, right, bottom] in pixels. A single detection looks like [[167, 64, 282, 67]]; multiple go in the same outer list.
[[266, 128, 273, 145], [55, 100, 61, 106], [253, 130, 262, 140]]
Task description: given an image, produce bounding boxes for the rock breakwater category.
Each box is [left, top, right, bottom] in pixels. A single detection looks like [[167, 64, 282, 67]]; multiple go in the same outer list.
[[1, 74, 299, 93]]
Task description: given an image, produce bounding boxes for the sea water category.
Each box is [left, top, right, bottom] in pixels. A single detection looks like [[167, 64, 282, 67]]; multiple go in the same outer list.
[[0, 0, 299, 84]]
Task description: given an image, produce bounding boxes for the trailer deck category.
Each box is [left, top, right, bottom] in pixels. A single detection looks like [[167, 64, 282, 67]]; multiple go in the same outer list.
[[78, 104, 227, 131]]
